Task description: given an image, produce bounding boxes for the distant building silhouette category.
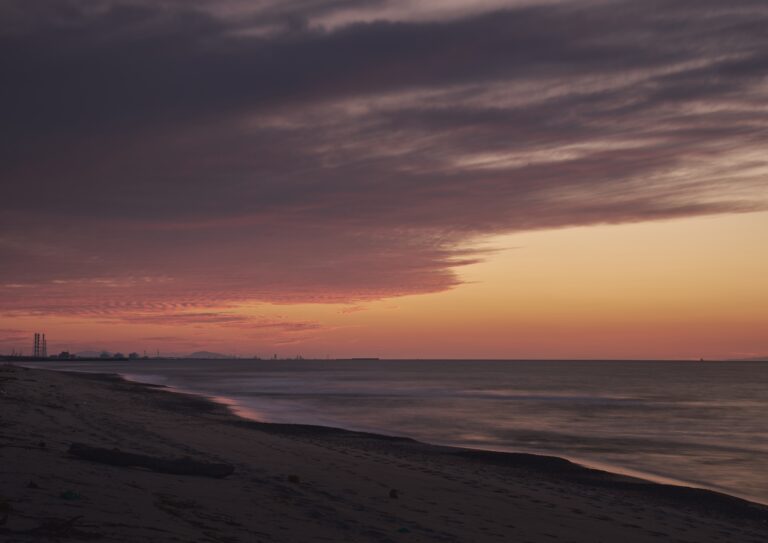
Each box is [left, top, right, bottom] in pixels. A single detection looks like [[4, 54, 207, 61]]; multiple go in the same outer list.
[[33, 332, 48, 358]]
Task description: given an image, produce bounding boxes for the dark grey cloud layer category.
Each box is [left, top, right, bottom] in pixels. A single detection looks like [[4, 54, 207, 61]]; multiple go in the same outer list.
[[1, 0, 766, 315]]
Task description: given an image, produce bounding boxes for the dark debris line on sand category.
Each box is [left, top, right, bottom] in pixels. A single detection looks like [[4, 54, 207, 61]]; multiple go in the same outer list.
[[0, 514, 102, 541], [67, 443, 235, 478]]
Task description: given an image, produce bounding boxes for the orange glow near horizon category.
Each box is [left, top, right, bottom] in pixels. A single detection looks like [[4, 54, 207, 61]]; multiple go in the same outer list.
[[3, 212, 767, 360]]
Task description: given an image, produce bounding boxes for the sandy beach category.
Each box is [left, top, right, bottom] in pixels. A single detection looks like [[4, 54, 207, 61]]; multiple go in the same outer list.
[[1, 364, 766, 543]]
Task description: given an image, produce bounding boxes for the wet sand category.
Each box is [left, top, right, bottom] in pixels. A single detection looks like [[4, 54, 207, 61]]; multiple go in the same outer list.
[[1, 364, 766, 542]]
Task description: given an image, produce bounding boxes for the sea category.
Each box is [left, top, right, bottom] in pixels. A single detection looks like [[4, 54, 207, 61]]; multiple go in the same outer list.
[[21, 358, 768, 504]]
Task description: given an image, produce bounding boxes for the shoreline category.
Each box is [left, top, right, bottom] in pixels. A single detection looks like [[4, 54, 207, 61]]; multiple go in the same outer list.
[[3, 364, 767, 542], [20, 362, 768, 508], [113, 367, 766, 508], [87, 369, 768, 511]]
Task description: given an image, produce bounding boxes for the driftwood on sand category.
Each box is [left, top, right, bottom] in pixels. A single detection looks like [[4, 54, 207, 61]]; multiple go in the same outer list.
[[68, 443, 235, 478]]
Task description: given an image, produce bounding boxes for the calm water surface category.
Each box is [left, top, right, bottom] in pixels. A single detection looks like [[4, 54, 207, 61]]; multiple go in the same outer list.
[[24, 359, 768, 504]]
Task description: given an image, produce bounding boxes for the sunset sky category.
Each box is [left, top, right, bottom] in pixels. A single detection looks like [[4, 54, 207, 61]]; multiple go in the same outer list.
[[2, 0, 766, 359]]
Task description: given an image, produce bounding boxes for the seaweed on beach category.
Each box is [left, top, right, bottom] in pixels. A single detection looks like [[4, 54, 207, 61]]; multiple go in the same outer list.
[[68, 443, 235, 478], [0, 515, 102, 540]]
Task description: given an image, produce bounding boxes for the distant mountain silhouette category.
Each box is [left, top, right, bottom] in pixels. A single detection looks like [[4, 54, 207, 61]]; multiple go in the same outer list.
[[186, 351, 233, 359]]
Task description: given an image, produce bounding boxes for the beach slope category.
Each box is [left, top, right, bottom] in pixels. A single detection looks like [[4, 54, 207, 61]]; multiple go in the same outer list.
[[1, 365, 766, 542]]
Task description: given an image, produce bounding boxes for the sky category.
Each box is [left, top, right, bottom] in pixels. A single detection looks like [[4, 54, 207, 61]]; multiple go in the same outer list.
[[1, 0, 766, 359]]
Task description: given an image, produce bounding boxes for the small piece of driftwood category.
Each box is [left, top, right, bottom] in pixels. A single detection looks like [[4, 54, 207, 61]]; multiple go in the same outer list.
[[68, 443, 234, 478]]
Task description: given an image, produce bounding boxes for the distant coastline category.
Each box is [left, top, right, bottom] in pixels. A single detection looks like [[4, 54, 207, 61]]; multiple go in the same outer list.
[[8, 355, 757, 363]]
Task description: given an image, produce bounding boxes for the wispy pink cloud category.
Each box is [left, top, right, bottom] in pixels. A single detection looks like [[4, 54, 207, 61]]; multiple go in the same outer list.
[[114, 312, 322, 333], [340, 305, 367, 314]]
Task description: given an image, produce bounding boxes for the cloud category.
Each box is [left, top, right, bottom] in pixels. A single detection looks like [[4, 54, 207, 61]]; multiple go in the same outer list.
[[340, 305, 367, 314], [114, 312, 321, 333], [1, 0, 766, 317], [0, 329, 29, 346]]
